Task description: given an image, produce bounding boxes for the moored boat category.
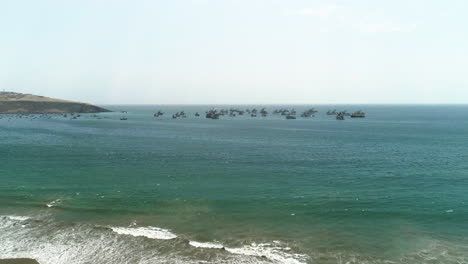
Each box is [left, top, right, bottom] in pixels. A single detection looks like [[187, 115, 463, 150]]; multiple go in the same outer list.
[[336, 112, 345, 120], [351, 110, 366, 118]]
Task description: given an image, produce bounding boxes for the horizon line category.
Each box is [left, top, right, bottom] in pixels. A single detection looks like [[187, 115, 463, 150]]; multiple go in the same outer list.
[[95, 103, 468, 106]]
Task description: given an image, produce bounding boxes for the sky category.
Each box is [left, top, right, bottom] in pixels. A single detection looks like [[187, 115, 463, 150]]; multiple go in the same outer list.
[[0, 0, 467, 104]]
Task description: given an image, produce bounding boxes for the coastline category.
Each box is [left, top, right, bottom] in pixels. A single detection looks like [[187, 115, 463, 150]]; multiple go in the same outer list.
[[0, 259, 39, 264], [0, 92, 110, 114]]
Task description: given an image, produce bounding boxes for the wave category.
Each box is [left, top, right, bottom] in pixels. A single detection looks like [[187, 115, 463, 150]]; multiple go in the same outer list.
[[110, 226, 306, 263], [225, 242, 307, 264], [2, 215, 467, 264], [0, 217, 182, 264], [188, 240, 306, 264], [110, 226, 177, 240], [5, 215, 30, 221], [189, 240, 224, 249], [46, 199, 62, 208], [0, 215, 306, 264]]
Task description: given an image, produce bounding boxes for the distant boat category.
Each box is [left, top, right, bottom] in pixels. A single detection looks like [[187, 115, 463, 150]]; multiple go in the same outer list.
[[120, 117, 128, 120], [351, 110, 365, 118], [301, 108, 317, 118], [286, 115, 296, 120], [195, 112, 200, 117], [336, 112, 345, 120], [154, 111, 164, 117], [206, 110, 220, 119]]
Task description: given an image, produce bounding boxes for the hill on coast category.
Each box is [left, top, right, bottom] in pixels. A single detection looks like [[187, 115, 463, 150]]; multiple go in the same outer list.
[[0, 92, 110, 114]]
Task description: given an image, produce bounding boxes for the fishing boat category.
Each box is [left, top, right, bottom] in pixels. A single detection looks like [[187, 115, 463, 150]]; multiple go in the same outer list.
[[154, 111, 164, 117], [351, 110, 366, 118], [336, 112, 345, 120], [206, 110, 220, 119]]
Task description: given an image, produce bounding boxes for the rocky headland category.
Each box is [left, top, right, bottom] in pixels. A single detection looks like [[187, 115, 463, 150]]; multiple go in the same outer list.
[[0, 92, 110, 114]]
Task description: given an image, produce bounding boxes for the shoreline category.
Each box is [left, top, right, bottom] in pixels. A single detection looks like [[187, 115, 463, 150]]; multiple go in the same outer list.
[[0, 259, 39, 264]]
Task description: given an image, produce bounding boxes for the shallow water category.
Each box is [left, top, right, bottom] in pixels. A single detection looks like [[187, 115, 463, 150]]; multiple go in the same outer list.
[[1, 105, 468, 263]]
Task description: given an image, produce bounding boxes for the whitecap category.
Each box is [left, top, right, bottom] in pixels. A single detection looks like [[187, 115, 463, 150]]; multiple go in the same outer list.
[[189, 241, 224, 249], [46, 199, 61, 208], [225, 242, 307, 264], [6, 215, 30, 221], [189, 239, 307, 263], [110, 226, 177, 240]]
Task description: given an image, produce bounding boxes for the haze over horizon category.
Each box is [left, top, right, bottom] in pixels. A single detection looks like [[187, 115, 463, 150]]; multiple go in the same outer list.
[[1, 0, 467, 105]]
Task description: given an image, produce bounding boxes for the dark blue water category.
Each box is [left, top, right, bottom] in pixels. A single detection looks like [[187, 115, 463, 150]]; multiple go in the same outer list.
[[1, 105, 467, 264]]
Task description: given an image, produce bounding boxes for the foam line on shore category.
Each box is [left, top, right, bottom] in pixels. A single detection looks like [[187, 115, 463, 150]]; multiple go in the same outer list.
[[2, 215, 467, 264]]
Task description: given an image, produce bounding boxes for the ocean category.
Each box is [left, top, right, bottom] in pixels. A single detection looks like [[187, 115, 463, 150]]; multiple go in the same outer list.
[[1, 105, 467, 264]]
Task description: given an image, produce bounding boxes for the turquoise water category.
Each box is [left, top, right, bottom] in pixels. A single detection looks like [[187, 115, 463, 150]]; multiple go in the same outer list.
[[1, 105, 467, 264]]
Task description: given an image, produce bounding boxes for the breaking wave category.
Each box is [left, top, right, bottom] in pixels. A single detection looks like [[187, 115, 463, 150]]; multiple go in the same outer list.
[[5, 215, 30, 221], [1, 215, 467, 264], [188, 240, 307, 264], [225, 242, 307, 264], [46, 199, 62, 208], [0, 215, 307, 264], [189, 240, 224, 249], [110, 226, 177, 240]]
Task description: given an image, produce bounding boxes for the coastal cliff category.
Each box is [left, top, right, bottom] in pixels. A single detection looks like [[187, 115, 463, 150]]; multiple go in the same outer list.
[[0, 92, 110, 114]]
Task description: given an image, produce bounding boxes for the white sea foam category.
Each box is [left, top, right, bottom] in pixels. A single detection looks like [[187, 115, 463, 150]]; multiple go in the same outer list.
[[46, 199, 61, 208], [0, 218, 184, 264], [189, 241, 224, 249], [2, 214, 468, 264], [111, 226, 177, 240], [188, 240, 306, 263], [6, 215, 30, 221], [225, 242, 307, 264]]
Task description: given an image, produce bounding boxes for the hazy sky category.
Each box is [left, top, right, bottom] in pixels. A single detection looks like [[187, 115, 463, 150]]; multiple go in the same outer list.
[[1, 0, 467, 104]]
